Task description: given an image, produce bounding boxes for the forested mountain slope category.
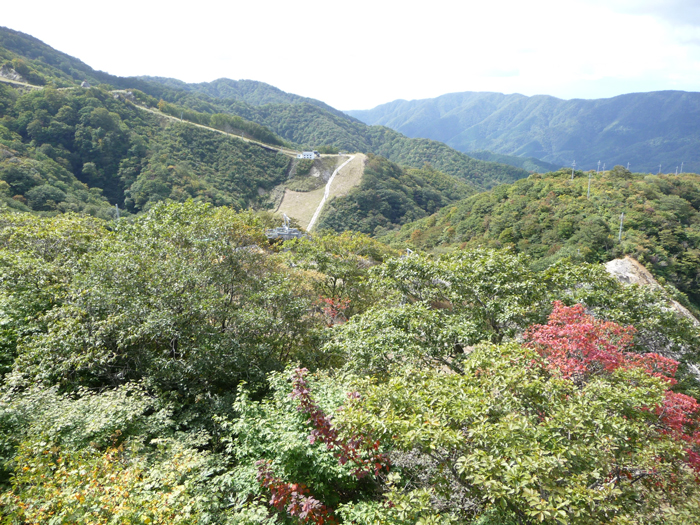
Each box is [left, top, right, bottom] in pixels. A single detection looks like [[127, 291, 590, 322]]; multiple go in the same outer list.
[[0, 26, 164, 93], [348, 90, 700, 173], [383, 166, 700, 309], [138, 76, 348, 116], [0, 25, 529, 190], [0, 79, 481, 229], [318, 154, 474, 234], [0, 83, 292, 214], [1, 25, 531, 195], [140, 82, 530, 190], [469, 149, 560, 173]]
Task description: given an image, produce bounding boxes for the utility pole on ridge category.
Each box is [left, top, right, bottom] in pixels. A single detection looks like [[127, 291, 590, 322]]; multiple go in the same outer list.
[[587, 171, 592, 199], [618, 213, 624, 242]]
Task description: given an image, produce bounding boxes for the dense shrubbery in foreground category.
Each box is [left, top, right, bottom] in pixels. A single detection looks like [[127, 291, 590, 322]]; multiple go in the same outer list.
[[1, 201, 699, 524]]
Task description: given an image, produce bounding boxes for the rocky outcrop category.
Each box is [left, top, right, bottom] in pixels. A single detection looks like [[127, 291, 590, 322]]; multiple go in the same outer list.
[[605, 256, 700, 327], [606, 256, 700, 381], [0, 66, 26, 83]]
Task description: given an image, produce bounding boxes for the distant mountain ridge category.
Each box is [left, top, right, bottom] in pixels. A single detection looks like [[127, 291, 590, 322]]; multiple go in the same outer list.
[[347, 90, 700, 173], [130, 81, 530, 190], [136, 76, 349, 117]]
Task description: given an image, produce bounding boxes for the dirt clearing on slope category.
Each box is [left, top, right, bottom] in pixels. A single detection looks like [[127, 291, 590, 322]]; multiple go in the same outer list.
[[277, 154, 366, 230], [326, 154, 365, 201]]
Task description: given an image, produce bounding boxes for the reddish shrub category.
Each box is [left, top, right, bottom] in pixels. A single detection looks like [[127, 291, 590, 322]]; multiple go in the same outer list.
[[290, 368, 389, 479], [257, 369, 390, 522], [526, 301, 700, 473], [257, 461, 336, 525]]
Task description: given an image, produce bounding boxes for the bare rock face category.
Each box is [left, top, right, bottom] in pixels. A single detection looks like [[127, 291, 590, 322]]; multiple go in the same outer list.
[[605, 256, 700, 327], [0, 66, 26, 83]]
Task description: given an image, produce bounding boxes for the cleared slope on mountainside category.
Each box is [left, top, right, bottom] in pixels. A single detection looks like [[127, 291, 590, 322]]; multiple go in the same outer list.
[[277, 155, 364, 230], [317, 155, 474, 235]]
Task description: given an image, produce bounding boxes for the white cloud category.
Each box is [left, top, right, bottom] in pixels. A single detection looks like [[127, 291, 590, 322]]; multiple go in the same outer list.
[[582, 0, 700, 27], [1, 0, 699, 109]]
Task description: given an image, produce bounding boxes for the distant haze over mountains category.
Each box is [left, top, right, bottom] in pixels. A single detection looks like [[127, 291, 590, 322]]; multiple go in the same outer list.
[[347, 91, 700, 174]]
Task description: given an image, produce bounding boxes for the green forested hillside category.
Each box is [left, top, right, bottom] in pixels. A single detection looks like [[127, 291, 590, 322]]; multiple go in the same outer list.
[[469, 149, 560, 173], [318, 154, 474, 234], [0, 82, 292, 213], [1, 26, 494, 230], [0, 81, 483, 228], [125, 87, 529, 190], [143, 85, 530, 190], [384, 166, 700, 308], [0, 26, 165, 92], [348, 90, 700, 173], [1, 203, 699, 524], [139, 76, 347, 115]]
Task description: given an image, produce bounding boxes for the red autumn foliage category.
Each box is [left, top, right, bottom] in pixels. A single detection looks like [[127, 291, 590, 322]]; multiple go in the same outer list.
[[525, 301, 677, 383], [290, 368, 390, 479], [655, 391, 700, 445], [526, 301, 700, 474], [689, 450, 700, 473], [320, 297, 351, 326], [257, 460, 336, 525]]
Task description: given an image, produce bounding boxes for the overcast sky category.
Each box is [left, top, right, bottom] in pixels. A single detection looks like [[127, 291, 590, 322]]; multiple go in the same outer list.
[[3, 0, 700, 110]]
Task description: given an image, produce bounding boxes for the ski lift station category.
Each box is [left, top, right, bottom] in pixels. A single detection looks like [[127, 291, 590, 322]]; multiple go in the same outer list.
[[297, 151, 320, 159], [265, 214, 307, 241]]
